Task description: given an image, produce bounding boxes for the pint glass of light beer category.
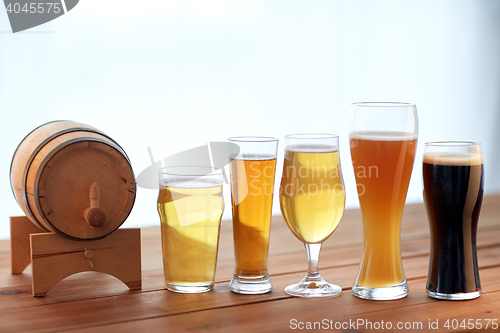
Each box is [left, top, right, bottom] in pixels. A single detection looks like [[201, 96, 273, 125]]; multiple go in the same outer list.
[[228, 137, 278, 294], [350, 102, 418, 300], [423, 142, 483, 300], [157, 166, 224, 293]]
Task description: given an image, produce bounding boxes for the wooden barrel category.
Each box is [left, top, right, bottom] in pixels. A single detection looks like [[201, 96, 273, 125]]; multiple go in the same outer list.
[[10, 121, 136, 240]]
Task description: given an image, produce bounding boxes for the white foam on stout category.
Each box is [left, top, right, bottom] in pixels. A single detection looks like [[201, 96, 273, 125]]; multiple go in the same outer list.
[[349, 131, 417, 141], [286, 144, 338, 153], [232, 153, 276, 161], [160, 178, 222, 189], [423, 152, 483, 166]]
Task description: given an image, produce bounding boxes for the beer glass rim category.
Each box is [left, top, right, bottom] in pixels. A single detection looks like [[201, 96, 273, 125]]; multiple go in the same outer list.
[[158, 166, 222, 177], [285, 133, 339, 139], [425, 141, 481, 147], [352, 102, 416, 108], [228, 136, 278, 143]]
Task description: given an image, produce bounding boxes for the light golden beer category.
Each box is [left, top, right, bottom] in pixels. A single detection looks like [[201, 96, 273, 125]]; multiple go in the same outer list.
[[279, 145, 345, 244], [350, 131, 417, 288], [230, 155, 276, 277], [157, 180, 223, 291]]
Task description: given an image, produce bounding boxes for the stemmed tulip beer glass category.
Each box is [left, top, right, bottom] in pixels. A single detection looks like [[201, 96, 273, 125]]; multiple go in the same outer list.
[[350, 102, 418, 300], [279, 134, 346, 297]]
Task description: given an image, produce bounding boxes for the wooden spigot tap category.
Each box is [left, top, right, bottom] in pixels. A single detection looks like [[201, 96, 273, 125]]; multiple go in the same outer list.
[[83, 182, 106, 228]]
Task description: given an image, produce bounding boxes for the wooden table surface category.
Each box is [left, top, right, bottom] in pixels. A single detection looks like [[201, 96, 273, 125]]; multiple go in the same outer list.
[[1, 195, 499, 332]]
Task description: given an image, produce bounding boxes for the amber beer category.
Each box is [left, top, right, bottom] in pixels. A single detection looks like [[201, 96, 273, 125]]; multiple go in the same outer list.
[[423, 148, 483, 300], [157, 168, 224, 293], [228, 136, 278, 294], [230, 156, 276, 278], [350, 131, 417, 289], [280, 145, 345, 244]]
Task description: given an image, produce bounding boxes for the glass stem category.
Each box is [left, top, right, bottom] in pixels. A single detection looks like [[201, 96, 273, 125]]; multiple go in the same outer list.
[[305, 243, 323, 282]]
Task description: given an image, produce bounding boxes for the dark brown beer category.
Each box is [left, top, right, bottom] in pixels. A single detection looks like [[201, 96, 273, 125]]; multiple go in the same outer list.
[[423, 152, 483, 297]]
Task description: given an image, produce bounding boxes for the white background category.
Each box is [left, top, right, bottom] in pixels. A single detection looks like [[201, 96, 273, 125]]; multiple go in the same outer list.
[[0, 0, 499, 239]]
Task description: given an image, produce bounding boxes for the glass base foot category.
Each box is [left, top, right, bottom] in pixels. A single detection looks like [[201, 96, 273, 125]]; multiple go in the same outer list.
[[166, 282, 213, 294], [285, 276, 342, 298], [229, 273, 272, 294], [427, 289, 481, 300], [352, 280, 408, 300]]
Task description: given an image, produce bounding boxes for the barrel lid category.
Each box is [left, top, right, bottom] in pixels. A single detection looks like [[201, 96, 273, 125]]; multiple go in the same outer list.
[[36, 139, 136, 240]]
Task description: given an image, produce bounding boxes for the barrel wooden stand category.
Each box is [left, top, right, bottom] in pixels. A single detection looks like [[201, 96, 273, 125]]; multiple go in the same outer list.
[[10, 216, 142, 297]]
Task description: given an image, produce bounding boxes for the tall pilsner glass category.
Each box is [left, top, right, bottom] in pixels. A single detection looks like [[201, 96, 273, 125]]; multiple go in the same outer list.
[[350, 102, 418, 300], [228, 137, 278, 294]]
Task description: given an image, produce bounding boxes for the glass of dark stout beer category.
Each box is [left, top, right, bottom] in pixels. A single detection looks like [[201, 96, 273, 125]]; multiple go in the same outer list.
[[423, 142, 484, 300]]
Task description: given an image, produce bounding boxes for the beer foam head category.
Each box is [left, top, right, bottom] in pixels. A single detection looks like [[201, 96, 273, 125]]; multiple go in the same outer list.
[[160, 177, 222, 189], [158, 166, 223, 188], [423, 152, 483, 166], [232, 153, 276, 161], [349, 131, 418, 141], [286, 144, 338, 153]]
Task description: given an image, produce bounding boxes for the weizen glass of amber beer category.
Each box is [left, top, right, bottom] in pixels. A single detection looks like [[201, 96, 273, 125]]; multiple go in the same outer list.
[[157, 166, 224, 293], [228, 137, 278, 294], [279, 134, 345, 297], [350, 102, 418, 300], [423, 142, 483, 300]]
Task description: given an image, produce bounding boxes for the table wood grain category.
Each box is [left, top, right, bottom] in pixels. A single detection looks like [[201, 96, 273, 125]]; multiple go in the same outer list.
[[1, 195, 499, 332]]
